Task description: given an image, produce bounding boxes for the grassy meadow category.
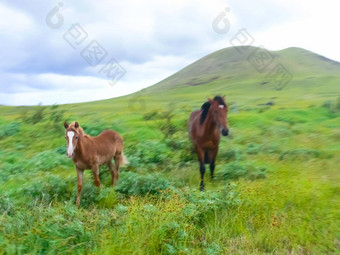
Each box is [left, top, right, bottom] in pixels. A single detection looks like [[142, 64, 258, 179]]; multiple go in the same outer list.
[[0, 47, 339, 254]]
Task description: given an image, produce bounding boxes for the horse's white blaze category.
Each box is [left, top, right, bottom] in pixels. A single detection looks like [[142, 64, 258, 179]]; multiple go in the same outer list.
[[67, 131, 75, 156], [218, 105, 224, 109]]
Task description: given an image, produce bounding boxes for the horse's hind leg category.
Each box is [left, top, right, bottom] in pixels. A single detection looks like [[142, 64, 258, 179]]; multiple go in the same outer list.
[[91, 165, 101, 187], [108, 160, 116, 186], [113, 153, 121, 185]]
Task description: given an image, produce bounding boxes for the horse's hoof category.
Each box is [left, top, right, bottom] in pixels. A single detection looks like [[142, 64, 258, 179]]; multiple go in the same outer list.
[[200, 186, 205, 191]]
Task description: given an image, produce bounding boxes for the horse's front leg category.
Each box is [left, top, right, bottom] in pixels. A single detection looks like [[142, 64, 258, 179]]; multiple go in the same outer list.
[[91, 165, 101, 187], [76, 167, 84, 207], [210, 159, 215, 180], [199, 161, 206, 191], [209, 148, 218, 180], [196, 147, 205, 191]]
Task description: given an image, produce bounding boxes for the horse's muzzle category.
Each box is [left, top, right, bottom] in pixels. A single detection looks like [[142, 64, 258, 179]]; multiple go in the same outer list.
[[221, 128, 229, 136]]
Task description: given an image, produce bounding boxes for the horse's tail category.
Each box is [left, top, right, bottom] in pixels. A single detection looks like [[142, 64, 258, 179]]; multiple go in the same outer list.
[[119, 151, 129, 166]]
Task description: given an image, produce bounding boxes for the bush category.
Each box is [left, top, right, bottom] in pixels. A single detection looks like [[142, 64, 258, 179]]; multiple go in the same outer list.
[[164, 132, 195, 163], [217, 161, 248, 180], [0, 203, 112, 254], [74, 184, 119, 208], [82, 120, 123, 137], [322, 97, 340, 113], [115, 172, 170, 196], [145, 185, 240, 254], [125, 140, 172, 169], [0, 195, 14, 215], [247, 143, 261, 155], [3, 149, 69, 176], [21, 175, 74, 204], [28, 150, 70, 171], [216, 161, 267, 181], [178, 184, 240, 224], [22, 106, 45, 124], [219, 148, 244, 162], [279, 149, 321, 160], [0, 122, 20, 139], [54, 145, 67, 155]]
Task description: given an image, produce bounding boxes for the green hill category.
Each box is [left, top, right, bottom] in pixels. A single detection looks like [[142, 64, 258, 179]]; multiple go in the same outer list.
[[0, 46, 339, 254], [143, 46, 340, 95]]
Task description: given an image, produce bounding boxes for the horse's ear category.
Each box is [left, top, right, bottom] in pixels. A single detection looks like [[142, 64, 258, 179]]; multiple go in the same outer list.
[[223, 95, 226, 101], [75, 122, 79, 128], [64, 121, 69, 129], [208, 98, 213, 103]]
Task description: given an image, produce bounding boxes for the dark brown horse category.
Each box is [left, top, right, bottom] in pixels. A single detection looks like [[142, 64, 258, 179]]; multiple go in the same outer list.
[[189, 96, 229, 190], [64, 121, 128, 206]]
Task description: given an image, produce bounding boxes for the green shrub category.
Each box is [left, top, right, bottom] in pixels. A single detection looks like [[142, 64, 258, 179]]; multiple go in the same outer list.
[[27, 106, 45, 124], [125, 140, 171, 168], [74, 184, 119, 208], [147, 185, 239, 253], [217, 161, 267, 181], [205, 242, 223, 255], [28, 149, 70, 171], [82, 120, 123, 137], [0, 195, 14, 215], [219, 148, 244, 162], [82, 123, 105, 136], [0, 122, 20, 139], [0, 203, 112, 254], [143, 110, 159, 120], [179, 184, 240, 224], [3, 149, 69, 176], [54, 145, 67, 155], [322, 97, 340, 113], [3, 162, 28, 176], [217, 161, 248, 180], [115, 172, 170, 196], [279, 149, 321, 160], [21, 175, 74, 204], [322, 100, 332, 110], [247, 143, 261, 155], [164, 133, 195, 163], [49, 104, 65, 130]]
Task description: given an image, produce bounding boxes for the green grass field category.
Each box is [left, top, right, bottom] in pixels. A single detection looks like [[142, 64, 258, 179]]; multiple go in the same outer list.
[[0, 46, 339, 254]]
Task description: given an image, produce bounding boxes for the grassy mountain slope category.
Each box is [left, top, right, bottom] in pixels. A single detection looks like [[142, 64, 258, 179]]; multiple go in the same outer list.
[[0, 46, 339, 254], [144, 46, 340, 92]]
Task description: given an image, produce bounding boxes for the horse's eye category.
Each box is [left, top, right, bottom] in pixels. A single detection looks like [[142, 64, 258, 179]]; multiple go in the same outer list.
[[75, 136, 78, 140]]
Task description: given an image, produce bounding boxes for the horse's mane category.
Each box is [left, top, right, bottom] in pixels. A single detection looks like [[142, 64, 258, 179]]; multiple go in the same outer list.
[[200, 96, 226, 125], [200, 101, 211, 124], [68, 122, 85, 135]]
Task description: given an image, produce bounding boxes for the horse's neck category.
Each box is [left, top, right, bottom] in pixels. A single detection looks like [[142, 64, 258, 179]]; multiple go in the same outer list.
[[202, 112, 217, 135], [74, 135, 88, 158]]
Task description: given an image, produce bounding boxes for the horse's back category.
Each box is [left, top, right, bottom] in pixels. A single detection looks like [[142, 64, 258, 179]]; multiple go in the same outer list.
[[98, 130, 123, 143]]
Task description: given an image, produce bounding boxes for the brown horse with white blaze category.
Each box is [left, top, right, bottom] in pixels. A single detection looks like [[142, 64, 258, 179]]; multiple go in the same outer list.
[[189, 96, 229, 191], [64, 121, 128, 206]]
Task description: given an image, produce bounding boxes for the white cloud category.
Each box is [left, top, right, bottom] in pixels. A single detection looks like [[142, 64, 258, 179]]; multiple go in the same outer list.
[[0, 0, 340, 105]]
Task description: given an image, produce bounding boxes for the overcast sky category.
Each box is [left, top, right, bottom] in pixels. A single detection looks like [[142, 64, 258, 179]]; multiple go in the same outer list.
[[1, 0, 339, 106]]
